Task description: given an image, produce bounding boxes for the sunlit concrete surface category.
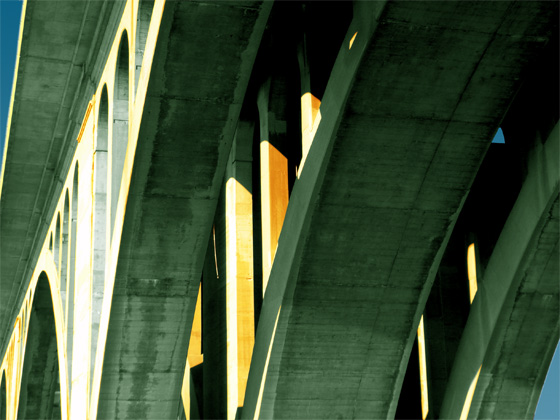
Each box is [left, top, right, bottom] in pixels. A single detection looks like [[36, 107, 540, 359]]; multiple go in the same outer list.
[[0, 1, 557, 419]]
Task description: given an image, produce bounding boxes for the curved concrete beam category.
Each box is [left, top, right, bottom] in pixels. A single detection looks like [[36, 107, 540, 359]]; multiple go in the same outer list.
[[241, 3, 388, 418], [440, 123, 559, 418], [245, 2, 558, 419], [96, 2, 271, 418]]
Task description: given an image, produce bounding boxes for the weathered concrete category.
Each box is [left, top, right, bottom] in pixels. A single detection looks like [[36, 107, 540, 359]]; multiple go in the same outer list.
[[440, 122, 559, 419], [243, 2, 558, 419], [0, 0, 125, 359], [0, 1, 557, 418], [96, 2, 271, 418]]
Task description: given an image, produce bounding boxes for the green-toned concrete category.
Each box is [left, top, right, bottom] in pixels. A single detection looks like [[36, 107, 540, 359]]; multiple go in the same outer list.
[[244, 2, 558, 419], [1, 1, 558, 418], [0, 0, 125, 359], [440, 122, 559, 419], [96, 2, 271, 418]]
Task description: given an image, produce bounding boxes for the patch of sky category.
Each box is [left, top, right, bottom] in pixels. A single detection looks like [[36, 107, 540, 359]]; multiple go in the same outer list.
[[492, 127, 505, 144], [1, 0, 23, 174]]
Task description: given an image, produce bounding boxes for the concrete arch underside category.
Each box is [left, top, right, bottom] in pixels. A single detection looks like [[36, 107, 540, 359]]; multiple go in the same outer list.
[[96, 2, 272, 419], [243, 2, 559, 419], [441, 123, 560, 419]]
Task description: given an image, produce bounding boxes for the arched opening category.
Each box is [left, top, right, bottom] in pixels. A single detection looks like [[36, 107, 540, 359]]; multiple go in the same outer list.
[[54, 214, 60, 274], [67, 163, 79, 400], [135, 0, 155, 95], [61, 191, 69, 311], [49, 232, 53, 252], [112, 31, 130, 240], [17, 272, 61, 419], [92, 87, 109, 396], [0, 370, 6, 420]]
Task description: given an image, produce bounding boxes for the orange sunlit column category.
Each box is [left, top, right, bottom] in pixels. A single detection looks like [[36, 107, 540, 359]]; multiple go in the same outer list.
[[299, 92, 321, 175], [225, 125, 255, 419], [236, 180, 255, 409], [259, 142, 289, 292], [188, 284, 203, 368], [257, 82, 289, 294]]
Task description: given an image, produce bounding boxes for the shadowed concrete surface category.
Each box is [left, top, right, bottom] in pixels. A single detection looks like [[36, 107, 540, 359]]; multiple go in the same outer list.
[[244, 2, 559, 419], [459, 39, 560, 419], [440, 112, 559, 418], [0, 0, 125, 359], [97, 2, 270, 418], [474, 200, 559, 419]]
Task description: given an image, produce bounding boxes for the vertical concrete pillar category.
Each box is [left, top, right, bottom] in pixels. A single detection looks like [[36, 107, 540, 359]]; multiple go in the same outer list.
[[203, 222, 227, 420], [70, 101, 95, 420], [257, 82, 289, 294], [297, 33, 321, 175], [226, 122, 255, 419], [91, 88, 109, 411], [66, 164, 79, 405]]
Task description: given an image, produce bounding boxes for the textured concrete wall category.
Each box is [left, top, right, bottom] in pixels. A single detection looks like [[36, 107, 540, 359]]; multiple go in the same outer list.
[[0, 2, 557, 420]]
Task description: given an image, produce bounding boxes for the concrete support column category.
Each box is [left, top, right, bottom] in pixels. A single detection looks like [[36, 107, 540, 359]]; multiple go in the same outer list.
[[297, 32, 321, 175], [91, 145, 107, 406], [225, 122, 255, 419], [203, 222, 227, 420], [111, 99, 128, 237], [257, 81, 289, 294], [70, 113, 93, 420]]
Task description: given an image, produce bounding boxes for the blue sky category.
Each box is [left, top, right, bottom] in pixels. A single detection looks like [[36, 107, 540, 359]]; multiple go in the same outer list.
[[0, 1, 558, 418], [0, 0, 22, 167]]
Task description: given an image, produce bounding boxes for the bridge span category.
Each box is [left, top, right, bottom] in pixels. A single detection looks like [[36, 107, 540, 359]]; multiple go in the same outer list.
[[0, 1, 558, 419]]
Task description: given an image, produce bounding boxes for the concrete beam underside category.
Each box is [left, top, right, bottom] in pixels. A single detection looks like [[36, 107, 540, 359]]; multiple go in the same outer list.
[[96, 2, 271, 419], [442, 123, 560, 419], [0, 0, 125, 358], [245, 2, 558, 419]]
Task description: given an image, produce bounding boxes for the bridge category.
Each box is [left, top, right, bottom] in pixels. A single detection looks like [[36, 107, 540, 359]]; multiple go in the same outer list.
[[0, 1, 558, 419]]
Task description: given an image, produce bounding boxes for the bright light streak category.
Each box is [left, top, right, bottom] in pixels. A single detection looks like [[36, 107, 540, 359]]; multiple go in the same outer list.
[[417, 315, 429, 420], [467, 243, 478, 304], [460, 366, 482, 420]]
